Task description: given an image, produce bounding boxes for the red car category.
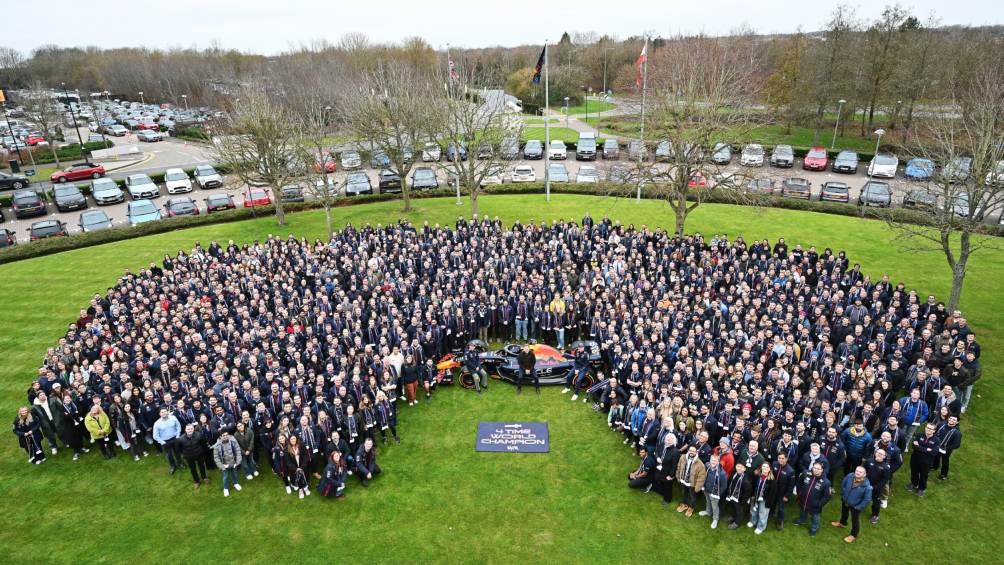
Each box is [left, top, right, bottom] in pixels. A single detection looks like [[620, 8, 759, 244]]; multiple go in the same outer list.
[[802, 147, 829, 171], [313, 158, 337, 174], [136, 121, 160, 131], [25, 134, 46, 146], [243, 188, 272, 208], [50, 162, 106, 183], [687, 172, 708, 188]]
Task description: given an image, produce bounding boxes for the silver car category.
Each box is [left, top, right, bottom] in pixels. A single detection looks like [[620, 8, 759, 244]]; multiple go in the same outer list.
[[125, 174, 160, 199], [91, 178, 125, 205]]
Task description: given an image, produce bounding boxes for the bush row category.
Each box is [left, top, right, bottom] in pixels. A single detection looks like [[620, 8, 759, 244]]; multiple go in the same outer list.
[[2, 182, 997, 265], [18, 140, 115, 166]]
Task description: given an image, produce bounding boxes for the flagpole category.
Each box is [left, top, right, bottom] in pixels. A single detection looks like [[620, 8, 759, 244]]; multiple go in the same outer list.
[[637, 38, 648, 204], [544, 41, 550, 203]]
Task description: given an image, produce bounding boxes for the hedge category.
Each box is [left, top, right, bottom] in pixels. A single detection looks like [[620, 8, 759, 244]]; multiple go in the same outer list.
[[174, 127, 210, 142], [3, 182, 997, 265], [24, 141, 115, 165]]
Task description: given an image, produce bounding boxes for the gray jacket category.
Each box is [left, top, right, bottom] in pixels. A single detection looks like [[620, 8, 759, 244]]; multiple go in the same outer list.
[[213, 436, 243, 469]]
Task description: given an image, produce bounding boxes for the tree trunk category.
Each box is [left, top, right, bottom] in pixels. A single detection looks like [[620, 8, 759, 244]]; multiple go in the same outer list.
[[324, 205, 333, 241], [672, 190, 688, 236], [811, 104, 824, 145], [470, 187, 479, 218], [272, 184, 287, 225], [400, 170, 412, 213], [948, 232, 971, 311], [50, 145, 60, 168]]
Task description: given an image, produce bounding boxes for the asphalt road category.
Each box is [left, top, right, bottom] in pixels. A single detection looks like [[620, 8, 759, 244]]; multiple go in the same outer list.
[[1, 152, 994, 243]]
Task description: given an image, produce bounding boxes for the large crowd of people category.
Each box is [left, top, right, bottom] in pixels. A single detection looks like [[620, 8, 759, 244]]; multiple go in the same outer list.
[[14, 215, 975, 540]]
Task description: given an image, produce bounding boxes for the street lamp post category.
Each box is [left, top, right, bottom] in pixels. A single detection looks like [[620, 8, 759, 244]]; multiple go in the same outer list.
[[61, 82, 85, 148], [182, 94, 189, 112], [585, 86, 593, 129], [602, 47, 615, 96], [873, 128, 885, 156], [563, 97, 570, 128], [138, 91, 145, 105], [831, 99, 847, 149]]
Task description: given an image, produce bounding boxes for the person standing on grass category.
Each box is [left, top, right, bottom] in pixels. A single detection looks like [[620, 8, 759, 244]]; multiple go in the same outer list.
[[12, 407, 46, 464], [234, 421, 259, 481], [907, 423, 938, 497], [177, 423, 209, 488], [770, 452, 796, 531], [832, 465, 873, 543], [517, 344, 538, 395], [85, 405, 115, 459], [153, 408, 182, 474], [932, 415, 962, 482], [29, 391, 62, 456], [840, 419, 872, 475], [794, 461, 831, 537], [750, 462, 775, 535], [58, 391, 87, 460], [213, 429, 243, 498], [653, 434, 681, 506], [401, 356, 421, 406], [865, 449, 892, 525], [698, 453, 726, 528]]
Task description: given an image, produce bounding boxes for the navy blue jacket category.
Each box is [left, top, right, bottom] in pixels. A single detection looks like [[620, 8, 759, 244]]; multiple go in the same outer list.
[[840, 474, 873, 511]]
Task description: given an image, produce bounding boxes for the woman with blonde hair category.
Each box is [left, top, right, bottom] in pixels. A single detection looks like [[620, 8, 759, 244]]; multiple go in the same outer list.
[[13, 407, 46, 464]]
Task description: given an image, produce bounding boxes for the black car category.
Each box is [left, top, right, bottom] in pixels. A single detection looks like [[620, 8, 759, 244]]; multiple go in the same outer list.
[[280, 185, 305, 203], [379, 170, 402, 193], [902, 188, 940, 212], [602, 139, 619, 160], [164, 196, 200, 217], [411, 167, 438, 190], [29, 219, 67, 240], [436, 340, 604, 388], [0, 171, 30, 191], [858, 181, 893, 207], [819, 181, 850, 203], [12, 189, 46, 218], [53, 185, 88, 212], [0, 227, 16, 248], [345, 172, 374, 196], [205, 193, 236, 213], [523, 140, 543, 160], [781, 177, 811, 199], [832, 150, 860, 174]]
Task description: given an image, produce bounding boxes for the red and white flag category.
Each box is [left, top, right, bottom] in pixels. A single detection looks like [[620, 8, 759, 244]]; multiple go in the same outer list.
[[635, 40, 648, 88]]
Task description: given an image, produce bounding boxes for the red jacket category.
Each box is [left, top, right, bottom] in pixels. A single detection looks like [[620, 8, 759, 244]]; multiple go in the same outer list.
[[713, 447, 735, 478]]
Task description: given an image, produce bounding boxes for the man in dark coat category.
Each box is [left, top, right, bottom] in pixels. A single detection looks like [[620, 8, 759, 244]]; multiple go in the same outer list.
[[516, 344, 538, 395]]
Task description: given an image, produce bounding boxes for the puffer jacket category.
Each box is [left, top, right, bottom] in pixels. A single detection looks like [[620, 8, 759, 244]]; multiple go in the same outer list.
[[213, 436, 243, 469]]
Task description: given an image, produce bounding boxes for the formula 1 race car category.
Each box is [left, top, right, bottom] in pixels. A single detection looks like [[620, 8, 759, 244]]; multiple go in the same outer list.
[[435, 339, 604, 389]]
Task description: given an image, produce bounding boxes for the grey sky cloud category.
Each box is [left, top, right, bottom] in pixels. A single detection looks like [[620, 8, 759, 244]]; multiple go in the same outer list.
[[11, 0, 1002, 55]]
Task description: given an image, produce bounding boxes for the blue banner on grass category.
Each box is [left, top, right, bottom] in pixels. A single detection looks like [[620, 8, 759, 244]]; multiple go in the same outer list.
[[475, 422, 549, 453]]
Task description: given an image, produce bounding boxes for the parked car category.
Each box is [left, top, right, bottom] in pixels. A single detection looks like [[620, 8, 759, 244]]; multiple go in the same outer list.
[[802, 146, 829, 171], [243, 188, 272, 207], [711, 142, 732, 165], [770, 144, 795, 168], [125, 174, 160, 199], [858, 181, 892, 207], [608, 164, 630, 183], [781, 177, 811, 199], [445, 143, 468, 162], [339, 150, 362, 170], [421, 142, 442, 162], [904, 157, 935, 181], [313, 157, 337, 173], [126, 199, 162, 226], [87, 133, 105, 143], [0, 171, 29, 190], [164, 168, 193, 194], [576, 133, 597, 161], [952, 192, 972, 218], [819, 181, 850, 203], [0, 227, 16, 247], [370, 151, 392, 169], [378, 170, 402, 192], [867, 153, 899, 178], [655, 140, 674, 162], [602, 139, 619, 160], [548, 140, 567, 160], [12, 189, 46, 218], [91, 177, 125, 205], [548, 163, 569, 182], [832, 150, 860, 174], [193, 164, 223, 189], [29, 219, 67, 240], [164, 196, 199, 217], [205, 193, 236, 213], [511, 165, 536, 183], [500, 137, 520, 160], [627, 140, 647, 161], [985, 160, 1004, 187], [51, 162, 105, 183], [576, 165, 599, 183], [345, 172, 374, 196], [480, 165, 505, 186], [942, 157, 972, 183], [741, 144, 765, 167], [687, 172, 708, 188], [411, 167, 438, 190], [53, 184, 88, 212], [745, 176, 774, 193], [105, 124, 129, 136], [476, 142, 494, 160], [25, 134, 46, 146], [78, 209, 113, 232], [523, 140, 544, 160], [136, 129, 163, 142], [902, 188, 940, 211], [280, 184, 304, 202]]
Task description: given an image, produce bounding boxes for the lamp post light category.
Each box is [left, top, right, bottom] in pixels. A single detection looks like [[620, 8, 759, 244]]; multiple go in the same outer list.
[[873, 128, 885, 157], [182, 94, 189, 112], [563, 96, 570, 128], [831, 99, 847, 149], [586, 86, 593, 132], [137, 91, 145, 105], [61, 82, 85, 148]]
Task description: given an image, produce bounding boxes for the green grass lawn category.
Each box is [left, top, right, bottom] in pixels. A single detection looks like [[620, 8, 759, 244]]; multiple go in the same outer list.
[[1, 195, 1003, 563], [522, 118, 560, 125], [521, 126, 584, 143], [565, 100, 616, 115]]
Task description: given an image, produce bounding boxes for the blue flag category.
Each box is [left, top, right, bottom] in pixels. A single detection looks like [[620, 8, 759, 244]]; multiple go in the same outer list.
[[531, 46, 545, 84]]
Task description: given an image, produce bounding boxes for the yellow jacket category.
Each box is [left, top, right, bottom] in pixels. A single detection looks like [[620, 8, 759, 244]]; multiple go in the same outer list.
[[84, 410, 112, 439]]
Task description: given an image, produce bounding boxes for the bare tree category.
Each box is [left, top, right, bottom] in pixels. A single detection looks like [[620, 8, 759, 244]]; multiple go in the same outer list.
[[431, 61, 523, 217], [20, 85, 64, 166], [339, 62, 439, 213], [630, 34, 768, 236], [210, 85, 300, 225], [889, 57, 1004, 309], [294, 99, 340, 239], [0, 46, 27, 88]]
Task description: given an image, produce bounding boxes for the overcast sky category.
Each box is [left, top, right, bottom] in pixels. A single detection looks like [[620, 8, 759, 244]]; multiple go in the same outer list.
[[12, 0, 1003, 55]]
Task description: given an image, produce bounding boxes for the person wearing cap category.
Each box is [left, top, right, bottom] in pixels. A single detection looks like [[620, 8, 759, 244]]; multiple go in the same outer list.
[[832, 465, 873, 543], [213, 428, 243, 497], [725, 461, 751, 530], [713, 437, 735, 478], [698, 453, 726, 528], [517, 344, 538, 395], [794, 461, 831, 536], [676, 445, 708, 518]]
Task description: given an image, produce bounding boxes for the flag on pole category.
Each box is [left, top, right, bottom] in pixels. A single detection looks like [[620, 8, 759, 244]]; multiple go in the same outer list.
[[635, 41, 648, 88], [448, 54, 459, 82], [532, 45, 546, 84]]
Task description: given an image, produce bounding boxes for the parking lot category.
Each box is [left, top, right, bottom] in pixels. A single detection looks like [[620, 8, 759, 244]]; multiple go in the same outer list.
[[3, 147, 995, 243]]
